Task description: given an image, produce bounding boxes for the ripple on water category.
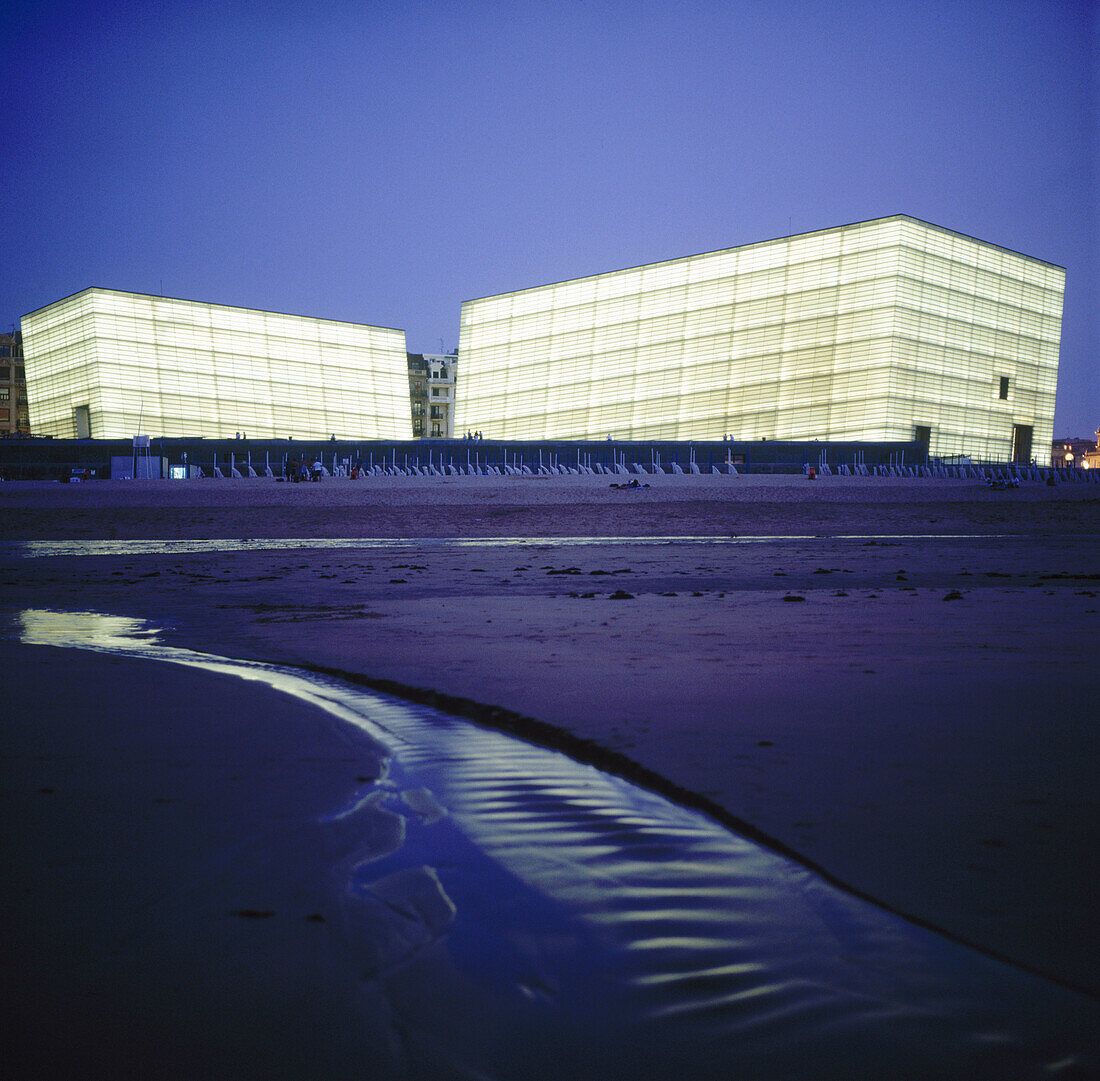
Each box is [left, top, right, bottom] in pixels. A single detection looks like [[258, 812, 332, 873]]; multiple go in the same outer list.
[[11, 607, 1099, 1081]]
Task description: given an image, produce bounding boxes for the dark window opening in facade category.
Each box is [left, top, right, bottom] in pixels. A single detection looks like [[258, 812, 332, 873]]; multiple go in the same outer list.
[[431, 423, 441, 436], [999, 376, 1009, 400], [914, 424, 931, 445], [430, 405, 442, 419], [15, 366, 25, 384], [1012, 424, 1033, 464], [0, 388, 8, 400], [412, 402, 424, 416], [0, 366, 9, 380]]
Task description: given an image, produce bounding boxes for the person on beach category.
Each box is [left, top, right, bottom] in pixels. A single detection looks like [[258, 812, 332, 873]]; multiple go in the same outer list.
[[311, 459, 323, 481]]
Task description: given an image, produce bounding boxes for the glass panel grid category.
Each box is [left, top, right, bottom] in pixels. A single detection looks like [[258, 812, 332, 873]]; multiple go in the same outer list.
[[456, 217, 1061, 457], [22, 290, 411, 440]]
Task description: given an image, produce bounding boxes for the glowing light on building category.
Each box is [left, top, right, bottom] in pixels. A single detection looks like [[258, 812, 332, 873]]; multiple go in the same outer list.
[[21, 289, 411, 440], [455, 216, 1063, 460]]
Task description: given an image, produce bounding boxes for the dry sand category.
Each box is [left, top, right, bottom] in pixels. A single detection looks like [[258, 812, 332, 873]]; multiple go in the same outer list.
[[2, 473, 1098, 996]]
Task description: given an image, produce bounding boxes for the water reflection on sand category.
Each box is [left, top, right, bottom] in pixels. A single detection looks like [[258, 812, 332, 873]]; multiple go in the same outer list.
[[15, 608, 1099, 1080], [1, 534, 1005, 558]]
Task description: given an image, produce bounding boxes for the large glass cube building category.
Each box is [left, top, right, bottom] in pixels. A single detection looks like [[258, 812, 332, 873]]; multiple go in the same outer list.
[[455, 216, 1064, 460], [21, 289, 411, 440]]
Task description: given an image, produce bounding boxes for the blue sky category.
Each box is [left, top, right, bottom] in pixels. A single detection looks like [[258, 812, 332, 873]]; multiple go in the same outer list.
[[3, 0, 1096, 435]]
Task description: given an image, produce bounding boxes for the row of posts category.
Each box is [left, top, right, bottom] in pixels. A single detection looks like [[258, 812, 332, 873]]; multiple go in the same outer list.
[[194, 448, 1098, 483]]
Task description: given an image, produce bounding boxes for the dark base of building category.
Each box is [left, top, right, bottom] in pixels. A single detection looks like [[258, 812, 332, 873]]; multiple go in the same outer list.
[[3, 435, 931, 482]]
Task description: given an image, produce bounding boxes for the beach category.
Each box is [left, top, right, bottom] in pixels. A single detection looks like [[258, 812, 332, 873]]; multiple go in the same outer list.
[[2, 473, 1098, 1006], [3, 643, 399, 1079]]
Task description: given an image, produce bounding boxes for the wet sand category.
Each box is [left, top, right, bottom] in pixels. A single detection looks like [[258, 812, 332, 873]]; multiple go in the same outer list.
[[7, 621, 1097, 1080], [2, 643, 394, 1080], [2, 474, 1098, 996]]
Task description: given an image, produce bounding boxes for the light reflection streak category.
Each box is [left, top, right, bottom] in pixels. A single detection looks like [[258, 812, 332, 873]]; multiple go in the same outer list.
[[10, 607, 1099, 1079], [1, 534, 1014, 559]]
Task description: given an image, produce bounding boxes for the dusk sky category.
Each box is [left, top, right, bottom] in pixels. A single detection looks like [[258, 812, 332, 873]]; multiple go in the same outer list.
[[4, 0, 1096, 435]]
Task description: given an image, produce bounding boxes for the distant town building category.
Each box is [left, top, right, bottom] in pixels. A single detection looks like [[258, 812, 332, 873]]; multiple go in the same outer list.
[[0, 331, 30, 436], [455, 215, 1063, 461], [1051, 430, 1100, 470], [407, 351, 457, 438], [20, 289, 410, 440]]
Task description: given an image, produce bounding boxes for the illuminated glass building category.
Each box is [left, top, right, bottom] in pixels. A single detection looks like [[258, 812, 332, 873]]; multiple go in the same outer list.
[[455, 216, 1063, 460], [21, 289, 411, 440]]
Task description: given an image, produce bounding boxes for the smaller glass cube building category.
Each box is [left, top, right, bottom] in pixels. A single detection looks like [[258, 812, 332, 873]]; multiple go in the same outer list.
[[454, 216, 1064, 460], [21, 289, 411, 440]]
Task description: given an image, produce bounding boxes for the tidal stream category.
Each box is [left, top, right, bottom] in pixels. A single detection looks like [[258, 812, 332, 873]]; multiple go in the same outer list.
[[12, 609, 1099, 1080]]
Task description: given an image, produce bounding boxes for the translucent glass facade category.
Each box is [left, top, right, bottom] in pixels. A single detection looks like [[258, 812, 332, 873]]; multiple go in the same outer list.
[[22, 289, 411, 440], [455, 216, 1063, 459]]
